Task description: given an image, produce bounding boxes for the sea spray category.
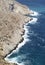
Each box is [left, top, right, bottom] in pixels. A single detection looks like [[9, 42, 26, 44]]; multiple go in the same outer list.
[[5, 11, 38, 65], [29, 18, 38, 24], [5, 23, 30, 60], [30, 10, 39, 16]]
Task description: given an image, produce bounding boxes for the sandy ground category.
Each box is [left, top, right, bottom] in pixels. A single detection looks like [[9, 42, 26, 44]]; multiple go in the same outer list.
[[0, 0, 33, 65]]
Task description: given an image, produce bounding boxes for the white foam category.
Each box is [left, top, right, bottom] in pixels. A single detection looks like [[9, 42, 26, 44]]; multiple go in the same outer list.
[[5, 24, 30, 60], [30, 10, 39, 16], [23, 27, 29, 38], [5, 17, 38, 64], [29, 18, 38, 24], [5, 10, 39, 65], [5, 54, 27, 65], [16, 39, 29, 51], [14, 25, 30, 52], [5, 57, 21, 65], [5, 38, 28, 59], [18, 63, 25, 65], [24, 26, 29, 34]]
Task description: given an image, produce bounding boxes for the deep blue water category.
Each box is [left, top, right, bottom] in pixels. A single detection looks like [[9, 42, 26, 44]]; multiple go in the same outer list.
[[16, 0, 45, 12], [5, 0, 45, 65]]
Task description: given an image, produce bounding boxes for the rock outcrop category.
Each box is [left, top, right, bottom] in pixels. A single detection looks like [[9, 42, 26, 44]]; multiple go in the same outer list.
[[0, 0, 33, 65]]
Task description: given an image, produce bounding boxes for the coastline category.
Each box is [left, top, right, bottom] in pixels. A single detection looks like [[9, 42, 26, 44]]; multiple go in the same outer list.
[[4, 13, 38, 65], [4, 17, 32, 62], [0, 0, 39, 65], [0, 0, 33, 65]]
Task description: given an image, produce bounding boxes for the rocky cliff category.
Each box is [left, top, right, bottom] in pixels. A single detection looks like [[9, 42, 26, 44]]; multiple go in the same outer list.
[[0, 0, 33, 65]]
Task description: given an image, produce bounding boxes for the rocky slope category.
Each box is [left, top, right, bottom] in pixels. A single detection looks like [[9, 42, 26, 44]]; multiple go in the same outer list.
[[0, 0, 33, 65]]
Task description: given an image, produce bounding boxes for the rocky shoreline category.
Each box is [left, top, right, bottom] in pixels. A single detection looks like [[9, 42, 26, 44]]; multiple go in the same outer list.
[[0, 0, 33, 65]]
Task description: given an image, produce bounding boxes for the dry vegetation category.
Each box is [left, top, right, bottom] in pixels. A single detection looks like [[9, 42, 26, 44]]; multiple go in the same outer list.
[[0, 0, 32, 65]]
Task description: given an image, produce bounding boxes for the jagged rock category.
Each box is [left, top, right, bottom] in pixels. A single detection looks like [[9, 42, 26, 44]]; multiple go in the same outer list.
[[0, 0, 32, 65]]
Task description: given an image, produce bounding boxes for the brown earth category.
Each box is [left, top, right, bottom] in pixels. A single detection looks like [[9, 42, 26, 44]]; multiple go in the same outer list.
[[0, 0, 33, 65]]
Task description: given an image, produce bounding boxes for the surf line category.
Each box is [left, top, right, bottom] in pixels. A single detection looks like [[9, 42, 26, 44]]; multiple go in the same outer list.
[[4, 11, 39, 63]]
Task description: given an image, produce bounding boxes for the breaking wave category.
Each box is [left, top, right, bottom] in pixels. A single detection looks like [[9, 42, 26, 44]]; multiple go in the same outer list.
[[29, 18, 38, 24], [30, 10, 40, 16], [5, 11, 39, 65]]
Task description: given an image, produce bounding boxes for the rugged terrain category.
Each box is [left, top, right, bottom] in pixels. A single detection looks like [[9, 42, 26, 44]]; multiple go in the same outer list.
[[0, 0, 33, 65]]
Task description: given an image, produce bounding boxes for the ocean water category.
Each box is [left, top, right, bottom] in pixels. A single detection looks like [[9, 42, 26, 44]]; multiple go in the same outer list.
[[5, 0, 45, 65]]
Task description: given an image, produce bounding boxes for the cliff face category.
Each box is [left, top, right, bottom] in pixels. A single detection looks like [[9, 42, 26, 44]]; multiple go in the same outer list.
[[0, 0, 32, 65]]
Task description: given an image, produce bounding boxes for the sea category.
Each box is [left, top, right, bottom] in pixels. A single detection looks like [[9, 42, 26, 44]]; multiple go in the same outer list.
[[5, 0, 45, 65]]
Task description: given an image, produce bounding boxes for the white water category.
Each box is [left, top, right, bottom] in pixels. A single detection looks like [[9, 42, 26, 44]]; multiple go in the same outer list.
[[4, 11, 39, 65], [29, 18, 38, 24], [30, 10, 39, 16]]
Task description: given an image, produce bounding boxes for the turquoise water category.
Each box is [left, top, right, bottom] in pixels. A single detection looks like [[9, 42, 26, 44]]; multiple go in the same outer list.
[[5, 0, 45, 65]]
